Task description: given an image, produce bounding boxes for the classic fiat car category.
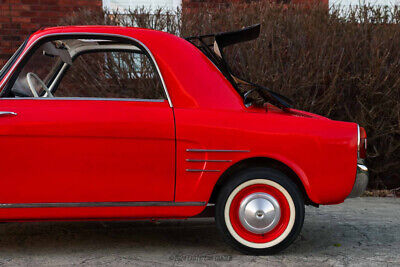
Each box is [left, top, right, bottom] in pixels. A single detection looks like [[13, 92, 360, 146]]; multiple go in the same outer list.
[[0, 25, 368, 255]]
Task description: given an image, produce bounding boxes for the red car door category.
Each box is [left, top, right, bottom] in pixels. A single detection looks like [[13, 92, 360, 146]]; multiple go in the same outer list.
[[0, 98, 175, 204]]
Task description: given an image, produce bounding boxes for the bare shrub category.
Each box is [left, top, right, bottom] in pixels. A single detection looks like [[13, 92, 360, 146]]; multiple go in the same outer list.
[[61, 3, 400, 189]]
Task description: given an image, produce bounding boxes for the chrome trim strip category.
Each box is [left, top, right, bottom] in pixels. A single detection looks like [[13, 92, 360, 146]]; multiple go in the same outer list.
[[135, 36, 173, 108], [186, 169, 220, 172], [0, 201, 206, 209], [186, 159, 232, 162], [46, 62, 69, 95], [1, 97, 165, 103], [0, 111, 17, 116], [186, 149, 250, 153], [0, 32, 173, 108]]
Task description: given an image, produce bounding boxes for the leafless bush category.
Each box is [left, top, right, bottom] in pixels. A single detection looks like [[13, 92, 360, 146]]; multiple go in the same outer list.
[[61, 3, 400, 189]]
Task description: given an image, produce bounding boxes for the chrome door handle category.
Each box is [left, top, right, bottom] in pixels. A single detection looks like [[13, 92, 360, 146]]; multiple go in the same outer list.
[[0, 111, 17, 116]]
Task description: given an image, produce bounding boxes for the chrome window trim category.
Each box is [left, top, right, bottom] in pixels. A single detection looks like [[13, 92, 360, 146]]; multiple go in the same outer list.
[[46, 62, 69, 95], [0, 201, 206, 209], [0, 32, 173, 108], [0, 97, 166, 103]]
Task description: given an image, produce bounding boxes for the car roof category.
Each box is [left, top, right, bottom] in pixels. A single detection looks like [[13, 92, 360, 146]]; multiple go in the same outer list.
[[21, 26, 245, 110]]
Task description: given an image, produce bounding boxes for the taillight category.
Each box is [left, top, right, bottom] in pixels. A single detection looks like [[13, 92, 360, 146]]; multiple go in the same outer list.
[[358, 126, 367, 159]]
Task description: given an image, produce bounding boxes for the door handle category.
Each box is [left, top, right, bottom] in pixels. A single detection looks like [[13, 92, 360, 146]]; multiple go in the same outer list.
[[0, 111, 17, 116]]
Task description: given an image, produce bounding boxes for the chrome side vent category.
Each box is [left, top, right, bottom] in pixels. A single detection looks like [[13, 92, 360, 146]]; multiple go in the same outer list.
[[186, 169, 220, 172], [186, 149, 250, 153], [186, 159, 232, 162]]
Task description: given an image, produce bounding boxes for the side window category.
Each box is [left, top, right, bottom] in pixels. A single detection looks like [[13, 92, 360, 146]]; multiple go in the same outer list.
[[10, 43, 62, 97], [5, 38, 166, 100], [56, 51, 165, 99]]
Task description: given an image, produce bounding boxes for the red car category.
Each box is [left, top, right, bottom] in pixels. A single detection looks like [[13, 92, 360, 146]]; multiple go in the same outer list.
[[0, 24, 368, 255]]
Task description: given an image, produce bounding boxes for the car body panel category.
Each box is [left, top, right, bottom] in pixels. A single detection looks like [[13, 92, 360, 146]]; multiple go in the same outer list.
[[0, 26, 360, 221], [0, 99, 175, 204], [175, 107, 358, 205]]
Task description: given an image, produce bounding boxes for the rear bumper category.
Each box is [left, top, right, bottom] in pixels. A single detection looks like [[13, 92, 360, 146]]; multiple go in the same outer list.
[[347, 159, 369, 198]]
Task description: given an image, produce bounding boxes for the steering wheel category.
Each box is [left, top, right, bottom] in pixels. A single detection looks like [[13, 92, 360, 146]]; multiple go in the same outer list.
[[26, 72, 54, 98]]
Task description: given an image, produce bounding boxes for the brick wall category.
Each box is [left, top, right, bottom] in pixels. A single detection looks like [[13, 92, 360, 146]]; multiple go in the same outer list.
[[0, 0, 102, 66], [0, 0, 327, 66]]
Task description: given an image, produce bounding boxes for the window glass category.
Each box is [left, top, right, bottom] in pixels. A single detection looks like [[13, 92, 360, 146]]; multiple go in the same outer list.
[[55, 51, 165, 99], [6, 38, 166, 100], [10, 43, 62, 97]]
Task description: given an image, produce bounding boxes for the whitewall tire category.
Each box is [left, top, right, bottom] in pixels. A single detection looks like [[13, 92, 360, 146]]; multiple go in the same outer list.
[[215, 167, 305, 255]]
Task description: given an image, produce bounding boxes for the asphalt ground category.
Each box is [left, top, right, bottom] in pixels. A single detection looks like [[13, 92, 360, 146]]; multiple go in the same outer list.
[[0, 197, 398, 266]]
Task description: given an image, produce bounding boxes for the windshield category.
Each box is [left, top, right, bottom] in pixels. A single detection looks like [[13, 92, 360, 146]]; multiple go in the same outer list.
[[0, 38, 29, 83], [186, 25, 293, 110]]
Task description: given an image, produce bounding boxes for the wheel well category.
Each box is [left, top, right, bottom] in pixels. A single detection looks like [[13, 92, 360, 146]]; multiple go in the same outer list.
[[208, 157, 316, 206]]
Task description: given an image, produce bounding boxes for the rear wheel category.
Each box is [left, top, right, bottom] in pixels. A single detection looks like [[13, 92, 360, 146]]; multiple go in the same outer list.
[[215, 167, 305, 255]]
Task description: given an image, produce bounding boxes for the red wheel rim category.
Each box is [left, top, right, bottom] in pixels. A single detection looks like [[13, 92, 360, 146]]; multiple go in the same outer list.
[[229, 184, 291, 243]]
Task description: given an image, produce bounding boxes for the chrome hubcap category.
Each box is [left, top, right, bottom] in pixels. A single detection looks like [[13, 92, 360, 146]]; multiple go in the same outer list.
[[238, 193, 281, 234]]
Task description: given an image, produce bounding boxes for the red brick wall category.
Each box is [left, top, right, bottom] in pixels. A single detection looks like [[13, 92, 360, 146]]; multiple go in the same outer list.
[[0, 0, 102, 66]]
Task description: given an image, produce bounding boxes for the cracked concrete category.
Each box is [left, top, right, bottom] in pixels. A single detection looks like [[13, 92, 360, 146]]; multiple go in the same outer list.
[[0, 197, 398, 266]]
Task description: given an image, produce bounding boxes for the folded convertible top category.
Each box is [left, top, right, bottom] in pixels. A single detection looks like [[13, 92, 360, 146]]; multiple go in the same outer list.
[[186, 24, 261, 48], [185, 24, 293, 110]]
